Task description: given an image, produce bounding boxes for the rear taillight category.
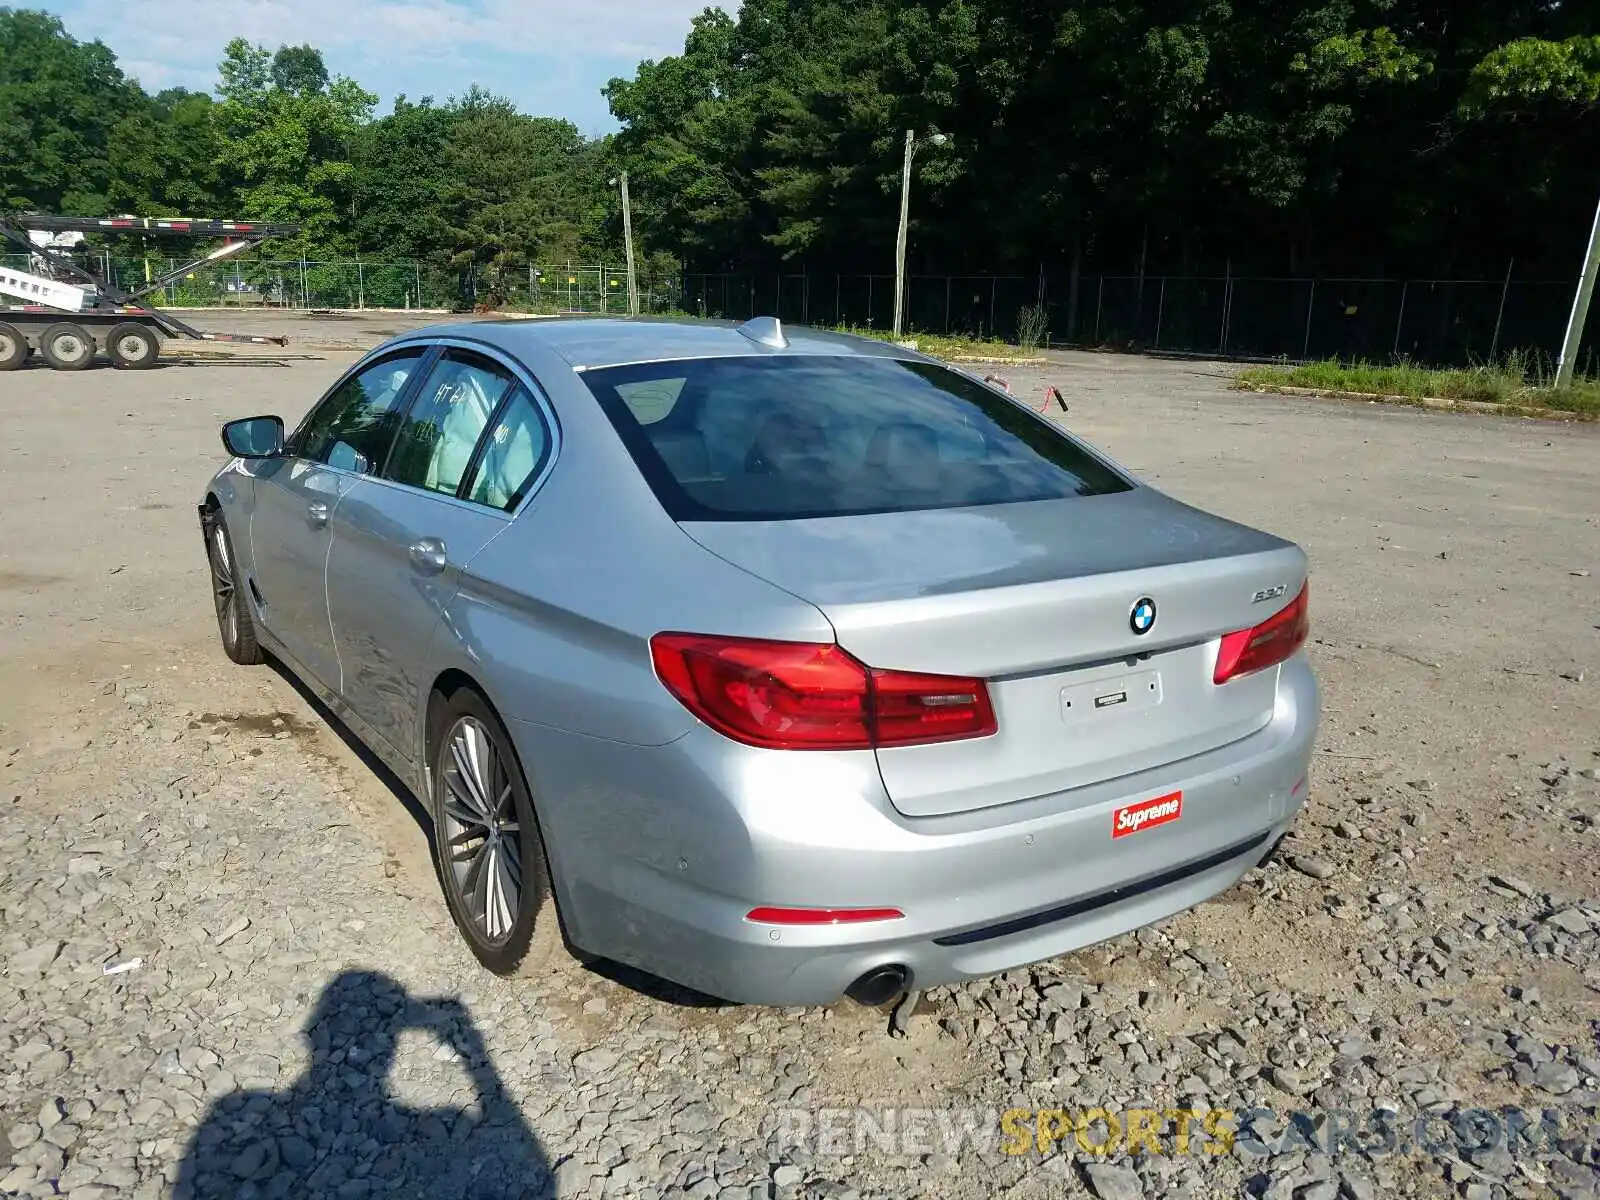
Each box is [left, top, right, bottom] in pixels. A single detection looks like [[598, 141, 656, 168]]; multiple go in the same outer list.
[[1213, 582, 1310, 684], [649, 633, 997, 751]]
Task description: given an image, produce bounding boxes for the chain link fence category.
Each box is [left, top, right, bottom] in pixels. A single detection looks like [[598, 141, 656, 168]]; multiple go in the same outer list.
[[684, 269, 1595, 370], [1, 254, 684, 315], [6, 251, 1593, 370]]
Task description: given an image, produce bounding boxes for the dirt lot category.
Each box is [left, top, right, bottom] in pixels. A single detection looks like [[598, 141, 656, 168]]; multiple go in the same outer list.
[[1, 312, 1597, 1200]]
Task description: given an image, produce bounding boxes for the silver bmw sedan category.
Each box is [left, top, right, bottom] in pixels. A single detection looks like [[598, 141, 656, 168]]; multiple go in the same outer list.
[[199, 317, 1318, 1007]]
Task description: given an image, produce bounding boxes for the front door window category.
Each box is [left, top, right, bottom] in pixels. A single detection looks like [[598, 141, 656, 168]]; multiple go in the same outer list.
[[293, 351, 427, 474]]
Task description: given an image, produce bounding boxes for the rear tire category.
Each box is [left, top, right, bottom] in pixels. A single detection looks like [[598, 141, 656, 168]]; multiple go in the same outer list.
[[204, 511, 263, 665], [39, 322, 94, 371], [430, 687, 565, 976], [106, 322, 160, 369], [0, 322, 27, 371]]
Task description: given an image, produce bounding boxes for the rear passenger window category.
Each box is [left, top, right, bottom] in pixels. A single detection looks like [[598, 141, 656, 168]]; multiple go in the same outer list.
[[464, 391, 552, 512], [385, 354, 516, 497]]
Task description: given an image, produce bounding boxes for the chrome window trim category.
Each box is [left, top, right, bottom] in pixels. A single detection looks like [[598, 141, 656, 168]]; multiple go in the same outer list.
[[316, 336, 563, 519]]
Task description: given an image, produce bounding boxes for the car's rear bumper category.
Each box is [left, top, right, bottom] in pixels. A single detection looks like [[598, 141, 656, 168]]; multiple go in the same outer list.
[[516, 654, 1318, 1007]]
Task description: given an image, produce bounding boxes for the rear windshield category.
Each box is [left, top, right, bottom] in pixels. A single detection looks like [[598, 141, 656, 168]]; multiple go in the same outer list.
[[582, 355, 1131, 521]]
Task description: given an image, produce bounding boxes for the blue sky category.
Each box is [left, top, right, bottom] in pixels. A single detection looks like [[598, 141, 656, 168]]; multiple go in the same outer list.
[[42, 0, 732, 136]]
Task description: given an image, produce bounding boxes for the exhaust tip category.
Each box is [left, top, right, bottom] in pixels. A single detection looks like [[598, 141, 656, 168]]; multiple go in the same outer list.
[[846, 964, 909, 1007]]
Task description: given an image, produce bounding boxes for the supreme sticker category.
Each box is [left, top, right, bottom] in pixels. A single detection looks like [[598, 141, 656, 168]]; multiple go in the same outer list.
[[1112, 791, 1183, 839]]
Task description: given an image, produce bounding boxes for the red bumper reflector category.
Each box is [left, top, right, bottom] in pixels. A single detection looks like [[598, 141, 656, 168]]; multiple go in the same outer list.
[[745, 906, 905, 925]]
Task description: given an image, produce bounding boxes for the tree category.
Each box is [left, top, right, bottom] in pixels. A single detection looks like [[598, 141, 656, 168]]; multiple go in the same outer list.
[[8, 0, 1596, 318], [1459, 36, 1600, 119], [605, 8, 756, 264], [600, 0, 1596, 283], [214, 37, 377, 254], [351, 96, 458, 260], [443, 88, 595, 303], [108, 89, 227, 215], [1, 6, 628, 297], [271, 44, 331, 97], [0, 8, 142, 213]]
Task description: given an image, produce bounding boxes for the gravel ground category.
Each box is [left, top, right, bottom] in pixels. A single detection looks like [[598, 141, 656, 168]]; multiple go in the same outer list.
[[2, 321, 1598, 1200]]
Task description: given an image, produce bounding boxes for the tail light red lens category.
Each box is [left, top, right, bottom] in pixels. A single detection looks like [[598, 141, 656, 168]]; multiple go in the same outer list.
[[649, 633, 996, 751], [1214, 582, 1310, 684]]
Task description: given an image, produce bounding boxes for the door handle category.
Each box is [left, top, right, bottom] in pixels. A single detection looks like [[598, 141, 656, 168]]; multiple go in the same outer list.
[[408, 538, 449, 575], [307, 501, 330, 528]]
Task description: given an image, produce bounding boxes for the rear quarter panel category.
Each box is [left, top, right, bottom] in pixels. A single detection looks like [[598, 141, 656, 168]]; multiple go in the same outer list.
[[440, 454, 835, 749]]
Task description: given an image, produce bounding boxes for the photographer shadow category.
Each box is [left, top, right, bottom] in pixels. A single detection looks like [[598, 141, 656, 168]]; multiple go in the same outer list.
[[173, 970, 554, 1200]]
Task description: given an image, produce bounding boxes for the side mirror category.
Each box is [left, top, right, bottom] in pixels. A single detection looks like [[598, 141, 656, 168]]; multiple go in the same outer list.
[[221, 415, 285, 459]]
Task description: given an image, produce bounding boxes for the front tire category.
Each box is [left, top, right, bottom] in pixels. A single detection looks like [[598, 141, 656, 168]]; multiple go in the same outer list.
[[39, 322, 94, 371], [430, 688, 562, 975], [204, 511, 263, 665]]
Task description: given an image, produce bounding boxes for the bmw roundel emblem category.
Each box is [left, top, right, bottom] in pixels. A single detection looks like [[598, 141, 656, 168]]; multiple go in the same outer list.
[[1130, 597, 1157, 636]]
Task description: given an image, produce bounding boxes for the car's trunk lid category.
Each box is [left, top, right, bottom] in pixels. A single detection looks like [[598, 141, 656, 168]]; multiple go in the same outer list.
[[682, 489, 1307, 817]]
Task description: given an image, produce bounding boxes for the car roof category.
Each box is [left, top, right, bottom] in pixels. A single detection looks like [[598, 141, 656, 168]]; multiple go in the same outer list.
[[388, 316, 916, 371]]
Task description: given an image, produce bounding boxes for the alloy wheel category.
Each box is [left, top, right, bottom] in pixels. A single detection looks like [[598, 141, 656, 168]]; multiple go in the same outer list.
[[438, 717, 524, 946], [209, 524, 238, 649]]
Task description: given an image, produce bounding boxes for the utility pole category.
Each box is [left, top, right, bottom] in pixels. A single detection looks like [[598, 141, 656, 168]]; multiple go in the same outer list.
[[893, 129, 948, 339], [614, 172, 640, 318], [1556, 188, 1600, 389], [894, 129, 914, 339]]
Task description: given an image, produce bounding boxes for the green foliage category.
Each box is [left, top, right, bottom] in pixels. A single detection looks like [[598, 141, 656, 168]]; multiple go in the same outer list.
[[214, 38, 376, 254], [350, 96, 458, 260], [271, 44, 331, 97], [0, 8, 141, 212], [1, 8, 631, 281], [442, 88, 598, 304], [1459, 36, 1600, 118], [604, 0, 1595, 283], [1237, 356, 1600, 418], [1016, 305, 1049, 352], [604, 8, 751, 262], [1291, 28, 1429, 88], [2, 0, 1596, 323], [107, 89, 227, 215]]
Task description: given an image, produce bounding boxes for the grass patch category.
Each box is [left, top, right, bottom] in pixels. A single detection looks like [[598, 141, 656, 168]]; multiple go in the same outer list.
[[831, 325, 1043, 360], [1237, 354, 1600, 419]]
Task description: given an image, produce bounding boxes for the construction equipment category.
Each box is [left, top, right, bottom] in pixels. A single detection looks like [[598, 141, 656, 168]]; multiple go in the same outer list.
[[0, 214, 302, 371]]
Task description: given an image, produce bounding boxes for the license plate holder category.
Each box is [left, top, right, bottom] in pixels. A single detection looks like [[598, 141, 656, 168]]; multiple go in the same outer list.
[[1061, 669, 1162, 725]]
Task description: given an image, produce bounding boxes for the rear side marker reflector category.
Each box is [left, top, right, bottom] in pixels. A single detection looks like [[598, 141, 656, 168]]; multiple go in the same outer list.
[[1214, 582, 1310, 684], [745, 906, 905, 925]]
